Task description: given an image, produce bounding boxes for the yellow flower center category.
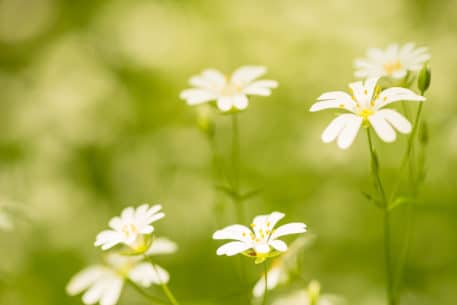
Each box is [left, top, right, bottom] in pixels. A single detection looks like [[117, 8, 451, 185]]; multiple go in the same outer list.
[[220, 83, 241, 96], [383, 59, 402, 75], [122, 223, 138, 238], [359, 109, 373, 120]]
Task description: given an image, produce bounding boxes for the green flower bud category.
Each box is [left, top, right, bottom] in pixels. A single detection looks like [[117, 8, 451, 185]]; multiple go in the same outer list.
[[417, 64, 431, 94], [196, 105, 215, 138]]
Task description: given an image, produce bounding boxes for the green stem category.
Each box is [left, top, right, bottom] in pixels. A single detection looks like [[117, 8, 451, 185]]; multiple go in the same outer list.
[[231, 113, 245, 223], [262, 262, 268, 305], [126, 279, 170, 305], [366, 129, 395, 305], [151, 264, 181, 305], [393, 98, 425, 303]]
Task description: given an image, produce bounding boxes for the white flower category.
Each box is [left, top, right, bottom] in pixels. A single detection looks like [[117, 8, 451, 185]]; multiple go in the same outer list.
[[213, 211, 307, 264], [180, 66, 278, 112], [252, 236, 312, 298], [95, 204, 165, 251], [66, 254, 170, 305], [271, 281, 344, 305], [145, 237, 178, 256], [354, 43, 430, 79], [310, 77, 425, 149]]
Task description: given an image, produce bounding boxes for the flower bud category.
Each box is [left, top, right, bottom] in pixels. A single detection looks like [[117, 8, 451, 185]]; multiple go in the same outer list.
[[196, 105, 215, 138], [417, 64, 431, 94], [308, 280, 321, 305]]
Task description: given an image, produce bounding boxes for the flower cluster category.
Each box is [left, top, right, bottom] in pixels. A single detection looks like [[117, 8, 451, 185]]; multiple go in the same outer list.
[[67, 204, 177, 305], [311, 43, 429, 149]]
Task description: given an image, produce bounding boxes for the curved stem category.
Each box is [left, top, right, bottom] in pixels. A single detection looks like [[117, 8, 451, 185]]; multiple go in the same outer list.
[[262, 262, 268, 305], [366, 129, 395, 305], [126, 279, 170, 305]]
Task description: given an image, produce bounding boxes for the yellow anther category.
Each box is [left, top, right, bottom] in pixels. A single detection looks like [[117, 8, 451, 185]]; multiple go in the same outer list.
[[266, 221, 270, 227], [250, 223, 256, 228], [364, 89, 368, 95], [339, 104, 345, 108]]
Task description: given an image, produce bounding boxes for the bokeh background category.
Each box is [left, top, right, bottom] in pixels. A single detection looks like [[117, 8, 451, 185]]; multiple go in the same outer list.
[[0, 0, 456, 304]]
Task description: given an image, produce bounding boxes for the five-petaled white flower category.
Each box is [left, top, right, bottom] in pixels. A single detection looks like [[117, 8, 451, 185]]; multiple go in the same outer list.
[[66, 253, 170, 305], [180, 66, 278, 112], [310, 77, 425, 149], [354, 43, 430, 79], [95, 204, 165, 252], [213, 212, 307, 264]]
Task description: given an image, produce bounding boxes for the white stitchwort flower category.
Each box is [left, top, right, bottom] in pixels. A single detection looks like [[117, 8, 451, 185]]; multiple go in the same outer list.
[[180, 66, 278, 112], [253, 236, 313, 298], [213, 212, 307, 264], [66, 254, 170, 305], [95, 204, 165, 252], [354, 43, 430, 79], [271, 281, 344, 305], [310, 77, 425, 149]]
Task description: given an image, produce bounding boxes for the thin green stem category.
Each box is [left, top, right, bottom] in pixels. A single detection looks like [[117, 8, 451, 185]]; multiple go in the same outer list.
[[126, 279, 170, 305], [151, 263, 181, 305], [262, 262, 268, 305], [393, 97, 425, 303], [366, 129, 395, 305], [231, 113, 245, 223]]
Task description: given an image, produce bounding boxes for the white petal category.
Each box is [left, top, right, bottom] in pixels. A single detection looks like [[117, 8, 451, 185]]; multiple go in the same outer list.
[[146, 237, 178, 255], [66, 266, 106, 295], [231, 66, 266, 85], [94, 230, 124, 250], [243, 80, 278, 96], [99, 277, 123, 305], [349, 77, 379, 107], [82, 275, 113, 305], [310, 91, 355, 112], [179, 89, 215, 105], [321, 114, 360, 145], [267, 212, 285, 229], [375, 87, 425, 109], [377, 109, 412, 134], [200, 69, 226, 87], [253, 265, 282, 298], [216, 241, 251, 256], [270, 223, 307, 240], [129, 263, 169, 286], [270, 240, 288, 252], [368, 112, 396, 142], [213, 224, 251, 242], [217, 96, 233, 111], [120, 207, 135, 221], [233, 95, 249, 110], [337, 115, 363, 149], [254, 243, 270, 254]]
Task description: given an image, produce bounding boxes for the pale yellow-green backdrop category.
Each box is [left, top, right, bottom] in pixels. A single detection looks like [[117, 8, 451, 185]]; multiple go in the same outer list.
[[0, 0, 456, 304]]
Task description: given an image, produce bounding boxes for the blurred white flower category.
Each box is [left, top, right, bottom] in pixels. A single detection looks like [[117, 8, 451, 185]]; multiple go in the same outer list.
[[310, 77, 425, 149], [180, 66, 278, 112], [95, 204, 165, 252], [66, 254, 169, 305], [0, 208, 13, 231], [271, 281, 344, 305], [354, 43, 430, 79], [213, 212, 307, 264], [252, 236, 313, 298]]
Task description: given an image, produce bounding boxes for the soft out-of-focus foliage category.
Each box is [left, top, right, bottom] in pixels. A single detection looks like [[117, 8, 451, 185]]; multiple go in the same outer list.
[[0, 0, 456, 305]]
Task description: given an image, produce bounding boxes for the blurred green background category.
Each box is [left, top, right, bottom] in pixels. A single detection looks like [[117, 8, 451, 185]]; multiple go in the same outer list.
[[0, 0, 456, 304]]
